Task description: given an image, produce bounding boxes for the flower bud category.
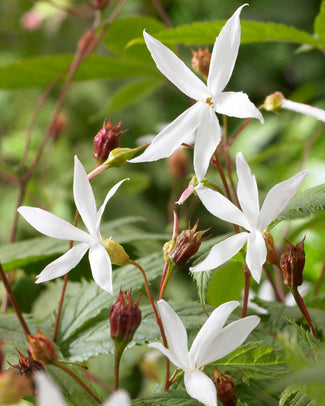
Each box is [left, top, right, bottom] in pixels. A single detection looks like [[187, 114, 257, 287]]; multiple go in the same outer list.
[[93, 0, 110, 9], [212, 369, 237, 406], [106, 146, 144, 167], [0, 369, 29, 404], [167, 148, 189, 178], [94, 118, 127, 164], [263, 231, 279, 266], [27, 329, 57, 364], [77, 29, 98, 57], [263, 91, 285, 113], [103, 238, 129, 265], [280, 237, 306, 288], [110, 289, 142, 348], [176, 176, 199, 205], [49, 113, 68, 142], [191, 46, 211, 80]]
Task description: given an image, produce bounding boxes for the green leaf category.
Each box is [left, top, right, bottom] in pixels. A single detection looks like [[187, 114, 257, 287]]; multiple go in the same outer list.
[[280, 385, 313, 406], [106, 78, 163, 113], [273, 184, 325, 226], [135, 387, 201, 405], [129, 20, 321, 48], [0, 55, 158, 89], [190, 268, 212, 313], [314, 0, 325, 45]]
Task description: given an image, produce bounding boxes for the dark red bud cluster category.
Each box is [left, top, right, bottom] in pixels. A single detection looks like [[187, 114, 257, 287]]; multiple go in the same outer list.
[[213, 369, 237, 406], [27, 329, 57, 365], [191, 46, 211, 80], [280, 237, 306, 288], [94, 118, 127, 163], [110, 289, 142, 347]]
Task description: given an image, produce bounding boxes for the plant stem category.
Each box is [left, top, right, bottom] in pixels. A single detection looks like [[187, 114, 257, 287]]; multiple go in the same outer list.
[[113, 344, 123, 390], [314, 251, 325, 296], [241, 266, 250, 318], [55, 361, 101, 403], [0, 262, 30, 337], [128, 259, 170, 390], [290, 286, 318, 339], [228, 118, 251, 148]]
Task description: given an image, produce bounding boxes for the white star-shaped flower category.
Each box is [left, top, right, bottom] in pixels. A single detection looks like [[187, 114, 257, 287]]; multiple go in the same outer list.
[[149, 299, 259, 406], [191, 152, 308, 282], [35, 372, 131, 406], [130, 4, 263, 181], [18, 156, 128, 294]]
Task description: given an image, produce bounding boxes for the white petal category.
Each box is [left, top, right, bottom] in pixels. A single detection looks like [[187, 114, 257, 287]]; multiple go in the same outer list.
[[36, 243, 90, 283], [207, 4, 247, 94], [199, 315, 260, 363], [236, 152, 259, 228], [190, 232, 248, 273], [89, 243, 113, 294], [103, 390, 131, 406], [193, 105, 221, 182], [73, 156, 98, 237], [143, 31, 209, 100], [282, 99, 325, 123], [18, 207, 91, 243], [129, 103, 201, 163], [246, 230, 266, 283], [215, 91, 264, 123], [35, 372, 66, 406], [184, 370, 217, 406], [148, 342, 185, 370], [258, 170, 308, 231], [96, 179, 129, 233], [189, 301, 239, 368], [155, 299, 190, 370], [195, 184, 250, 229]]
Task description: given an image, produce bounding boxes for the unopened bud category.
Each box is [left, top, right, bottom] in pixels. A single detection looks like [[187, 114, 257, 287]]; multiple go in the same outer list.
[[167, 148, 189, 178], [280, 237, 306, 288], [263, 91, 285, 113], [49, 113, 68, 142], [10, 350, 45, 393], [106, 146, 144, 167], [176, 176, 198, 205], [94, 118, 127, 164], [263, 231, 279, 266], [77, 29, 98, 57], [27, 329, 57, 364], [191, 46, 211, 80], [103, 238, 129, 265], [93, 0, 110, 9], [213, 369, 237, 406], [0, 369, 29, 404], [110, 289, 142, 348]]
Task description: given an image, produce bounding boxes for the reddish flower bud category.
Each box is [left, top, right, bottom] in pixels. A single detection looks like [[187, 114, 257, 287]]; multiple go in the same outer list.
[[0, 369, 29, 404], [77, 29, 98, 57], [213, 369, 237, 406], [263, 231, 279, 266], [27, 329, 57, 364], [94, 118, 128, 163], [191, 46, 211, 80], [167, 148, 189, 178], [48, 113, 68, 142], [93, 0, 110, 9], [110, 289, 142, 348], [280, 237, 306, 288]]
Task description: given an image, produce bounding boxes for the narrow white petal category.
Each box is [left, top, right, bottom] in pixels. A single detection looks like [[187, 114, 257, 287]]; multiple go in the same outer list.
[[35, 372, 66, 406], [190, 232, 248, 273], [246, 230, 266, 283], [282, 99, 325, 123], [193, 105, 221, 182], [96, 179, 129, 233], [73, 156, 98, 237], [198, 315, 260, 364], [207, 4, 247, 94], [195, 184, 250, 229], [148, 342, 185, 369], [236, 152, 259, 228], [35, 243, 90, 283], [89, 243, 113, 294], [184, 370, 217, 406], [103, 390, 130, 406], [189, 301, 239, 368], [129, 103, 201, 163], [258, 170, 308, 231], [18, 206, 91, 243], [156, 300, 190, 371], [143, 31, 209, 100], [215, 91, 264, 123]]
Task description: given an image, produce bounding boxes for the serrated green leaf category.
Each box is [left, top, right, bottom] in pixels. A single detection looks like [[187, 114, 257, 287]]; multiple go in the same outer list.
[[0, 55, 158, 89], [190, 268, 212, 312], [273, 184, 325, 226], [314, 0, 325, 45], [106, 78, 163, 113], [280, 385, 313, 406], [129, 20, 321, 48]]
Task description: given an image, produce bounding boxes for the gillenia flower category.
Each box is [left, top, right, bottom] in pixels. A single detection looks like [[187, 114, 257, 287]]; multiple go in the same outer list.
[[130, 4, 263, 181], [18, 156, 128, 294]]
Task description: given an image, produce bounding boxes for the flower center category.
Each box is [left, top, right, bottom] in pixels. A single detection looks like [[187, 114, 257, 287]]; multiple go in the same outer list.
[[205, 97, 214, 106]]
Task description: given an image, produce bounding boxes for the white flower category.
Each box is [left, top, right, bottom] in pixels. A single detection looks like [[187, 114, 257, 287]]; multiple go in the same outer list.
[[130, 4, 263, 182], [281, 99, 325, 122], [149, 299, 259, 406], [35, 372, 131, 406], [18, 156, 127, 294], [190, 152, 308, 283]]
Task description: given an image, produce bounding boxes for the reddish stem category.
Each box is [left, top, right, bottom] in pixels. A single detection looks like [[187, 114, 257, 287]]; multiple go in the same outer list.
[[228, 118, 252, 148], [291, 286, 318, 339], [241, 266, 250, 318]]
